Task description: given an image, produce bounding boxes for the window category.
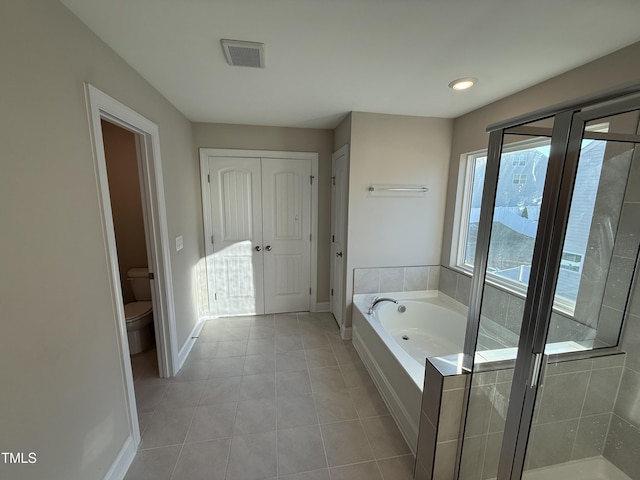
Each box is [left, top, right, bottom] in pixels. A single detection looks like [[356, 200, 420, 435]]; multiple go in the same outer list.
[[454, 136, 606, 312], [512, 174, 527, 185]]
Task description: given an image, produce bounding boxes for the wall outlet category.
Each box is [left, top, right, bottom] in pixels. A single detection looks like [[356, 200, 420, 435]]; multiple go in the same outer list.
[[175, 235, 183, 251]]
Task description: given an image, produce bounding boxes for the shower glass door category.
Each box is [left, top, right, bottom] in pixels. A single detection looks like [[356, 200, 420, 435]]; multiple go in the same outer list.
[[520, 102, 640, 476], [459, 86, 640, 480]]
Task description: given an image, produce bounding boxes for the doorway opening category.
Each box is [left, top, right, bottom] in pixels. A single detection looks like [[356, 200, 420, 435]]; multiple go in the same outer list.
[[86, 84, 178, 452]]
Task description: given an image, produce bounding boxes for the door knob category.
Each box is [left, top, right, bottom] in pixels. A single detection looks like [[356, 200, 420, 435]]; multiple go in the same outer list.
[[336, 251, 343, 257], [255, 246, 262, 252], [265, 245, 272, 251]]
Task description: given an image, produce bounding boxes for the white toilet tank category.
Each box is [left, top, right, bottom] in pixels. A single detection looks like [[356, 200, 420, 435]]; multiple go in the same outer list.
[[127, 267, 152, 301]]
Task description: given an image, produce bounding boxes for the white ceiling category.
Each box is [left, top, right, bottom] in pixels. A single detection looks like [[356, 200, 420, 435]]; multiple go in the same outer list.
[[61, 0, 640, 129]]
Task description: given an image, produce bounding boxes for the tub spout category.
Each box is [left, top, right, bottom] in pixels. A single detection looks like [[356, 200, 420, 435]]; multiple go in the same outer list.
[[367, 297, 406, 315]]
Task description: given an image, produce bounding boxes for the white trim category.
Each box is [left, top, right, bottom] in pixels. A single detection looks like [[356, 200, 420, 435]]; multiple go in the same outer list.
[[312, 302, 330, 312], [85, 84, 179, 452], [177, 319, 206, 368], [103, 436, 136, 480], [340, 325, 352, 340], [199, 148, 320, 314]]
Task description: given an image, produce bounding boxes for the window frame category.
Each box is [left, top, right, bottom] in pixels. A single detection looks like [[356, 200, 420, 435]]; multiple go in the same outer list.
[[451, 136, 579, 316]]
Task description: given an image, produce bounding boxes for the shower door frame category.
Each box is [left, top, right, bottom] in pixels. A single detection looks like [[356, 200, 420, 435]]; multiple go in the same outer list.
[[461, 80, 640, 480]]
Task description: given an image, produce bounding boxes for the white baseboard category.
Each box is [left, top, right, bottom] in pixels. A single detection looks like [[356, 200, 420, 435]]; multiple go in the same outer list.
[[103, 435, 136, 480], [312, 302, 330, 312], [176, 319, 206, 371], [340, 325, 352, 340]]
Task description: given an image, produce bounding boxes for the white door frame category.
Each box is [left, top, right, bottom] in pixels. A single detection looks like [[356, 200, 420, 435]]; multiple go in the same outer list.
[[86, 84, 179, 446], [200, 148, 320, 313]]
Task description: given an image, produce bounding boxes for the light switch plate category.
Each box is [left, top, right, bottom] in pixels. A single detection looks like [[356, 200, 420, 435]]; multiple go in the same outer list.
[[175, 235, 183, 251]]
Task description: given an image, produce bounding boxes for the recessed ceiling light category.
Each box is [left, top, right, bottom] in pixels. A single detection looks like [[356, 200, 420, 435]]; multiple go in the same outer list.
[[448, 77, 478, 91]]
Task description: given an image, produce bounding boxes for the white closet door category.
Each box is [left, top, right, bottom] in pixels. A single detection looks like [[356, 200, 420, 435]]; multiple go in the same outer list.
[[261, 158, 312, 313], [209, 157, 264, 315], [330, 147, 348, 325]]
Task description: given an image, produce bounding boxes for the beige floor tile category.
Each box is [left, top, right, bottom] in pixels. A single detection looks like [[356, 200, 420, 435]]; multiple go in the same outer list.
[[304, 348, 338, 369], [278, 469, 330, 480], [277, 425, 328, 475], [340, 363, 375, 389], [239, 373, 276, 400], [140, 407, 195, 449], [301, 332, 331, 350], [248, 325, 275, 340], [277, 370, 313, 397], [378, 455, 416, 480], [187, 341, 218, 360], [234, 398, 277, 435], [157, 381, 205, 410], [246, 338, 276, 355], [124, 445, 181, 480], [277, 350, 308, 372], [173, 360, 211, 382], [309, 366, 347, 393], [275, 334, 304, 352], [171, 438, 231, 480], [214, 340, 248, 358], [314, 390, 358, 424], [329, 461, 383, 480], [320, 420, 374, 466], [349, 384, 390, 418], [208, 357, 245, 378], [135, 384, 169, 414], [185, 402, 236, 442], [226, 431, 277, 480], [277, 393, 319, 429], [243, 353, 276, 375], [362, 415, 411, 459], [199, 376, 241, 405]]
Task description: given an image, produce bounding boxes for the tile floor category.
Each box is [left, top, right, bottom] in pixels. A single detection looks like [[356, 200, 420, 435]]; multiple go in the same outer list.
[[126, 312, 415, 480]]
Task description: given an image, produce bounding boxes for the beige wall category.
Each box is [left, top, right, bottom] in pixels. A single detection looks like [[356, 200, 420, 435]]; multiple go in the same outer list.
[[0, 1, 201, 479], [102, 121, 149, 304], [441, 41, 640, 265], [192, 123, 334, 303], [344, 112, 453, 328]]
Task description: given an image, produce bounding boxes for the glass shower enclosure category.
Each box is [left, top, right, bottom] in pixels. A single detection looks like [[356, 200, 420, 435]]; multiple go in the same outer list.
[[458, 82, 640, 480]]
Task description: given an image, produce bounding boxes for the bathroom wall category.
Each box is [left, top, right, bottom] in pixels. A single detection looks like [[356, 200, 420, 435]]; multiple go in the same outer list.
[[343, 112, 453, 332], [102, 120, 149, 304], [192, 122, 334, 304], [0, 0, 201, 478]]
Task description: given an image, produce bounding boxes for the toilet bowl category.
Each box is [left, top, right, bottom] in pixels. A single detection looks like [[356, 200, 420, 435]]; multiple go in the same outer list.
[[125, 267, 154, 355]]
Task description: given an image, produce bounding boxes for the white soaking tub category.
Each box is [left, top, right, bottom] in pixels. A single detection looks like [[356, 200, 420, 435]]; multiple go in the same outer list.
[[352, 291, 467, 453]]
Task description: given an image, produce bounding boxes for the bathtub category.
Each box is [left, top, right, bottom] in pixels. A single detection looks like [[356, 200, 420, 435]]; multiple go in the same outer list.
[[352, 291, 467, 452]]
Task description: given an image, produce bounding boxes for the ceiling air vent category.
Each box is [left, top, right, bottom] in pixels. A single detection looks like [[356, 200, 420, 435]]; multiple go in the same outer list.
[[221, 39, 265, 68]]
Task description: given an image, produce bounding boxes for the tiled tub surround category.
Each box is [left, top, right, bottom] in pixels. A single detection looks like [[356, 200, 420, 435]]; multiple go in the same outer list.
[[439, 266, 635, 350], [351, 291, 467, 453], [414, 356, 469, 480], [126, 312, 415, 480], [458, 354, 629, 480], [353, 265, 441, 295]]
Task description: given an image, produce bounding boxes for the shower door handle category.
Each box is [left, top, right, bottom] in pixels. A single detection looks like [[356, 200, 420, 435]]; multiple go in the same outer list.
[[529, 353, 547, 388]]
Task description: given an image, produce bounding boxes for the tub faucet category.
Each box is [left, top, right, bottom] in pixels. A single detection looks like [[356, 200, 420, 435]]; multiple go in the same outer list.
[[367, 297, 406, 315]]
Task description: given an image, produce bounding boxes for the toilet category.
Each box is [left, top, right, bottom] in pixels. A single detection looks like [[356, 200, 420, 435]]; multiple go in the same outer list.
[[125, 267, 154, 355]]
